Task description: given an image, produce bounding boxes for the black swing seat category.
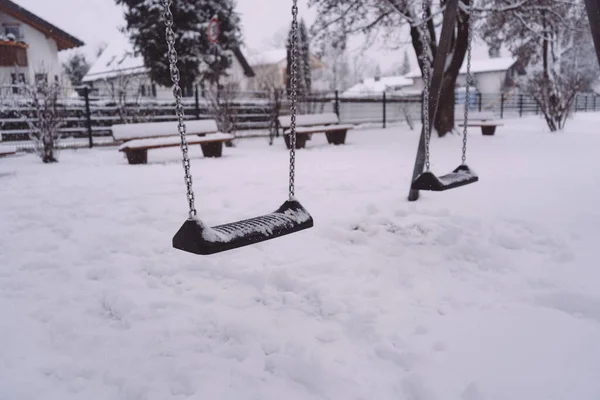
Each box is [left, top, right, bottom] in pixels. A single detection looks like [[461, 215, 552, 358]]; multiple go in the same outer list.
[[411, 164, 478, 191], [172, 199, 314, 255]]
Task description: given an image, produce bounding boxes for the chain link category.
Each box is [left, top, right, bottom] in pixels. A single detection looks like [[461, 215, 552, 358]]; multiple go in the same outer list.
[[421, 0, 432, 171], [461, 0, 474, 165], [163, 0, 196, 218], [288, 0, 298, 199]]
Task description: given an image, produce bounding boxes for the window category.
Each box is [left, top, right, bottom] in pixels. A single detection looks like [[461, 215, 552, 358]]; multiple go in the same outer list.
[[35, 73, 47, 85], [3, 24, 22, 40], [35, 73, 48, 93], [10, 73, 26, 94], [140, 85, 146, 97]]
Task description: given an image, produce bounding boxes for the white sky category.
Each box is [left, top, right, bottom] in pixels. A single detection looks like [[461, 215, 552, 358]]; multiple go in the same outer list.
[[13, 0, 493, 76]]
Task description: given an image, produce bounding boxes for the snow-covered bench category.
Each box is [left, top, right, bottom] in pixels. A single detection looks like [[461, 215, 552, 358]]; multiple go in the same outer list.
[[112, 119, 234, 164], [457, 111, 503, 136], [0, 145, 17, 157], [278, 113, 354, 149]]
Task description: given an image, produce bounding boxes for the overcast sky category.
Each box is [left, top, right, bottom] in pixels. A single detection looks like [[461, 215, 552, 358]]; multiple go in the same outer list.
[[14, 0, 495, 75], [14, 0, 415, 70]]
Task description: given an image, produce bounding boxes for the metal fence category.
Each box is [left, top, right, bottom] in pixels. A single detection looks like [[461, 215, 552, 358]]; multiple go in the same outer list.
[[1, 85, 598, 151]]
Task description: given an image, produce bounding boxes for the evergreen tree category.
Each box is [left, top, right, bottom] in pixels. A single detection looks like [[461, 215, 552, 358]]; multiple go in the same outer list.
[[62, 52, 90, 86], [115, 0, 242, 88], [299, 19, 311, 94]]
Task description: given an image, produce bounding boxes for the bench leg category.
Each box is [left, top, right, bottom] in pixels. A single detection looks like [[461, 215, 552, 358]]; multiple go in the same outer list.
[[201, 142, 223, 157], [125, 149, 148, 164], [325, 130, 347, 145], [284, 134, 308, 149], [481, 126, 496, 136]]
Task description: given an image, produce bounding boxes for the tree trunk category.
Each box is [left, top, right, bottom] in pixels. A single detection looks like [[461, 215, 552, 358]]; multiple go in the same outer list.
[[409, 0, 471, 137], [436, 74, 459, 136], [42, 136, 57, 163]]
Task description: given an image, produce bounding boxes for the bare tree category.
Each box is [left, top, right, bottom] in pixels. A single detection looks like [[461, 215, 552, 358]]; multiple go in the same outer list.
[[103, 72, 148, 124], [12, 77, 65, 163], [0, 67, 65, 163], [319, 40, 351, 91], [206, 80, 240, 145], [309, 0, 473, 137], [481, 0, 597, 131]]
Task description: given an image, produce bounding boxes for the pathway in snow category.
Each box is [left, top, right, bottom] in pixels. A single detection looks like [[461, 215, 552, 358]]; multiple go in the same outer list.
[[1, 114, 600, 399]]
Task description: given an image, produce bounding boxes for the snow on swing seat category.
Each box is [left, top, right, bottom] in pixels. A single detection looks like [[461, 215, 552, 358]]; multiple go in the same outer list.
[[172, 199, 314, 255], [411, 165, 478, 191]]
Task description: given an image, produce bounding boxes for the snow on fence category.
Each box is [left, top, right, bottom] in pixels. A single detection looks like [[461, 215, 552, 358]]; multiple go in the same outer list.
[[0, 85, 598, 151]]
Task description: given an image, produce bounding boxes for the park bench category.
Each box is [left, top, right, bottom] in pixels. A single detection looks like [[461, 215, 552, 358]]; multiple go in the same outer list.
[[457, 111, 503, 136], [0, 145, 17, 157], [112, 119, 234, 164], [278, 113, 354, 149]]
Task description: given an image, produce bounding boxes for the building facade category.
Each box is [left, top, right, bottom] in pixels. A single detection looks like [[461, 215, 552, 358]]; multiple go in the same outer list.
[[0, 0, 83, 93]]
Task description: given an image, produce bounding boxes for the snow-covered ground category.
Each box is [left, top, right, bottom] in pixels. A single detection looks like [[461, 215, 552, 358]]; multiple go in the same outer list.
[[2, 113, 600, 400]]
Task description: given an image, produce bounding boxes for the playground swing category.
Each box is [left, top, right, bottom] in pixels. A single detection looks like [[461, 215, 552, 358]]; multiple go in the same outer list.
[[165, 0, 314, 255], [409, 0, 479, 194]]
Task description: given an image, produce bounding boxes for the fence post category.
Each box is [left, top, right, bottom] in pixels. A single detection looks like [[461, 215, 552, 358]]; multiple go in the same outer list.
[[382, 92, 387, 128], [584, 94, 588, 112], [575, 95, 578, 112], [594, 95, 597, 111], [334, 90, 340, 119], [83, 86, 93, 148], [519, 94, 524, 117], [500, 93, 504, 119], [194, 84, 200, 119], [535, 102, 539, 115], [478, 92, 482, 112]]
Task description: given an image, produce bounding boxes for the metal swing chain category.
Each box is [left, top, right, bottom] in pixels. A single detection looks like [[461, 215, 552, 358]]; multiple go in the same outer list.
[[288, 0, 299, 199], [163, 0, 196, 218], [421, 0, 432, 171], [461, 0, 474, 165]]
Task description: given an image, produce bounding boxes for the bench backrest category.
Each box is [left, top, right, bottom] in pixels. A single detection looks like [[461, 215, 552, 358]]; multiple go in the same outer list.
[[112, 119, 218, 141], [278, 113, 339, 129]]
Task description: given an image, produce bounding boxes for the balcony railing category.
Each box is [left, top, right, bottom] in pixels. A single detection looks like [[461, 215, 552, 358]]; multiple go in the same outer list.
[[0, 40, 28, 67]]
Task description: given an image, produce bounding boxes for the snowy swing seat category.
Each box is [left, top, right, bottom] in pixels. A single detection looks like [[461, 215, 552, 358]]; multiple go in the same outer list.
[[457, 111, 503, 136], [278, 113, 354, 149], [411, 165, 479, 191], [0, 145, 17, 157], [173, 199, 314, 255], [112, 119, 234, 164]]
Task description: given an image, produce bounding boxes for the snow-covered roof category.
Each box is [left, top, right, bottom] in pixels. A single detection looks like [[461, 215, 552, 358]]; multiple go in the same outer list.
[[406, 56, 518, 79], [460, 57, 517, 74], [82, 36, 147, 83], [248, 49, 287, 66], [247, 48, 325, 68], [83, 36, 255, 83], [0, 0, 84, 50], [343, 75, 413, 96]]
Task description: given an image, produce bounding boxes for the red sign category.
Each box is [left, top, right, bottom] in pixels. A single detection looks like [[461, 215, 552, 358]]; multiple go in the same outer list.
[[208, 16, 219, 44]]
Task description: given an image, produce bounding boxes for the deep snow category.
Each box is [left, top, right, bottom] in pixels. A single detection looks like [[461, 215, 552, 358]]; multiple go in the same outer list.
[[1, 113, 600, 400]]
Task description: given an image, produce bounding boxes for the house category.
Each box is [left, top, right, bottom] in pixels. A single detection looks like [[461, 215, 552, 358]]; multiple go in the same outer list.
[[342, 75, 414, 97], [82, 36, 255, 100], [246, 48, 329, 92], [405, 56, 523, 94], [0, 0, 84, 91]]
